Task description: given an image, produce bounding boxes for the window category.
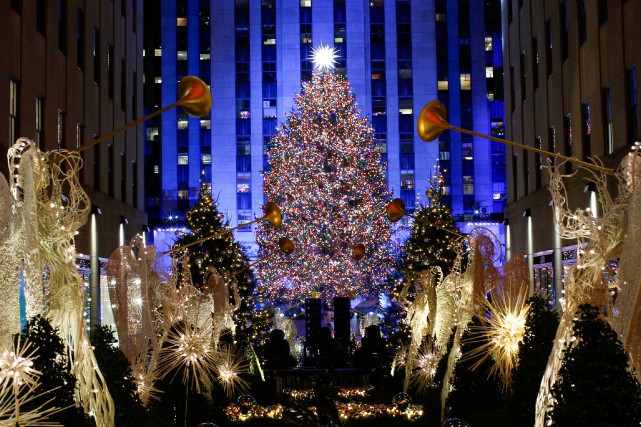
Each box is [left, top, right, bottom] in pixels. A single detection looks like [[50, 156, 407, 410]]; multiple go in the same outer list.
[[237, 172, 250, 193], [603, 86, 613, 154], [627, 66, 638, 144], [400, 170, 414, 190], [153, 165, 159, 174], [93, 27, 100, 84], [463, 176, 474, 195], [76, 8, 84, 70], [37, 0, 46, 35], [58, 0, 66, 53], [438, 80, 449, 90], [35, 96, 44, 148], [178, 155, 189, 165], [548, 126, 556, 154], [486, 66, 494, 78], [202, 153, 211, 164], [57, 110, 64, 149], [460, 73, 471, 90], [485, 36, 492, 51], [177, 17, 187, 26], [582, 101, 591, 159], [9, 80, 18, 144]]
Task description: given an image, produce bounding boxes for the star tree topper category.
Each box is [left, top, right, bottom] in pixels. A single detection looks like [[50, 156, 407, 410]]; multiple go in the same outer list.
[[310, 44, 340, 71]]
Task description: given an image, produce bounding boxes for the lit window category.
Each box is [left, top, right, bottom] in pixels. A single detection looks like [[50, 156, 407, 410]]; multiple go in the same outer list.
[[200, 119, 211, 129], [154, 165, 159, 174], [486, 66, 494, 78], [178, 190, 189, 199], [154, 48, 162, 56], [177, 17, 187, 26], [154, 76, 162, 83], [401, 170, 415, 190], [493, 193, 504, 200], [485, 36, 493, 51], [237, 172, 250, 193], [438, 80, 449, 90], [436, 13, 446, 22], [263, 37, 276, 45], [200, 53, 210, 60], [177, 51, 187, 60], [178, 155, 189, 165], [462, 143, 473, 160], [460, 74, 471, 90], [202, 153, 211, 164], [399, 109, 413, 115], [300, 0, 311, 6], [487, 92, 495, 101]]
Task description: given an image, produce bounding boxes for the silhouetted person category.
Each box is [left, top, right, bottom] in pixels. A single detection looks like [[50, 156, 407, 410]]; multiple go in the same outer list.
[[265, 329, 296, 371], [354, 325, 386, 367], [313, 372, 343, 427], [316, 327, 346, 369]]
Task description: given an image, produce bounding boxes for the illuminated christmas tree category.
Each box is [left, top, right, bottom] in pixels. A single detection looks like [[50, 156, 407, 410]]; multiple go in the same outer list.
[[402, 173, 461, 275], [172, 183, 267, 344], [257, 49, 394, 300]]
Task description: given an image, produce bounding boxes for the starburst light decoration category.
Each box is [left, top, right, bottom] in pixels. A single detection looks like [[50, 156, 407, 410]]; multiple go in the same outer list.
[[310, 44, 339, 71], [409, 341, 440, 394], [464, 257, 530, 390], [214, 344, 250, 399]]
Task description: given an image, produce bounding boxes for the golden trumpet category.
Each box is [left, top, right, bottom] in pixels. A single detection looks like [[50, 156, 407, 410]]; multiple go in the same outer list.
[[73, 76, 212, 154], [386, 198, 465, 239], [164, 201, 282, 256], [417, 100, 615, 175]]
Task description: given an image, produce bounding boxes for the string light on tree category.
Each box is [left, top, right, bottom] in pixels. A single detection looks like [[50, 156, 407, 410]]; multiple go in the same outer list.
[[256, 65, 394, 299]]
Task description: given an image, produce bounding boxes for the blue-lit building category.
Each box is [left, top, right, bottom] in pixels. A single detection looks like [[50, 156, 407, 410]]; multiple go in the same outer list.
[[144, 0, 506, 254]]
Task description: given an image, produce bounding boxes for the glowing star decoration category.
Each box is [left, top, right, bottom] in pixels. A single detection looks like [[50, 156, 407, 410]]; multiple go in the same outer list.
[[214, 344, 250, 399], [156, 321, 217, 394], [310, 44, 339, 71]]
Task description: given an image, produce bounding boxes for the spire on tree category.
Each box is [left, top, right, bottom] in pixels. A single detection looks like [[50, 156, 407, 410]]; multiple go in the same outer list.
[[256, 69, 394, 299]]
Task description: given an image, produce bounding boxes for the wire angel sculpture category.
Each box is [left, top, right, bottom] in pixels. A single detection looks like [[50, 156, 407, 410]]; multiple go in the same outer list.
[[534, 155, 638, 427], [0, 138, 115, 427]]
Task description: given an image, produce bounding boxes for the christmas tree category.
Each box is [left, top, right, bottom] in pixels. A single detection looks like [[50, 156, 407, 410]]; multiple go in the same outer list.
[[256, 54, 394, 299], [505, 294, 558, 425], [550, 304, 641, 426], [20, 315, 92, 426], [172, 183, 267, 345], [444, 317, 504, 427], [402, 173, 460, 276], [90, 326, 148, 426]]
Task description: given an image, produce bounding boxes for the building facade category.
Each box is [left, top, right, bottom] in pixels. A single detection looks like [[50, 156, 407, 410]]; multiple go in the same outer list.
[[502, 0, 641, 303], [0, 0, 147, 258], [145, 0, 506, 255]]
